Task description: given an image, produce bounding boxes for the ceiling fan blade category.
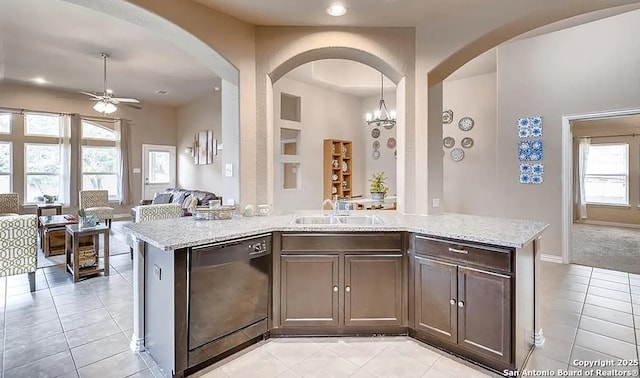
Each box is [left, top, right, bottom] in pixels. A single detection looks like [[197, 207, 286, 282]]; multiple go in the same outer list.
[[80, 91, 102, 99], [122, 103, 143, 110], [112, 97, 140, 103]]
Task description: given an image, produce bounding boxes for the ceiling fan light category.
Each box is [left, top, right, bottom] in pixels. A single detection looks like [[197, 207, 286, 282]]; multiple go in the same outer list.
[[93, 101, 106, 113], [104, 102, 117, 114]]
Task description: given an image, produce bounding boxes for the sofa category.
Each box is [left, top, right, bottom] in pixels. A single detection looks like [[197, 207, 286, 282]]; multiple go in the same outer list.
[[131, 188, 222, 221]]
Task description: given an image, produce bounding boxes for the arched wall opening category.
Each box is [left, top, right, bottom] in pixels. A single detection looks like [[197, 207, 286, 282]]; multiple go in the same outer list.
[[264, 47, 408, 212]]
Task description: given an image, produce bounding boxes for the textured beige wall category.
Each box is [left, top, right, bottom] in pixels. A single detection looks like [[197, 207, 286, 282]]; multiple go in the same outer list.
[[0, 80, 177, 215], [497, 10, 640, 257]]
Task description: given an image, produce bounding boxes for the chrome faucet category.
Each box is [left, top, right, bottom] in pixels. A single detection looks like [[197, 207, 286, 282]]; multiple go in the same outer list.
[[322, 198, 337, 215]]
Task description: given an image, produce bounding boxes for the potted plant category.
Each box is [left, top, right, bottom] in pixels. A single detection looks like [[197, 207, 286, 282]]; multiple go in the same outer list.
[[369, 172, 389, 200], [78, 208, 96, 228]]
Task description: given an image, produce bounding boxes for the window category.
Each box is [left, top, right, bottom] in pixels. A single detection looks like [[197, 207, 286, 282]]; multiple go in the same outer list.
[[0, 142, 11, 193], [584, 143, 629, 205], [81, 146, 119, 199], [81, 120, 120, 200], [25, 143, 61, 202], [0, 113, 11, 134], [25, 113, 61, 137]]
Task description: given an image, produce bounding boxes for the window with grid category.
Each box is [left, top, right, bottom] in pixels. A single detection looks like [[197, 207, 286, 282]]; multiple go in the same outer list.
[[584, 143, 629, 205], [0, 142, 11, 193], [24, 143, 61, 202], [81, 120, 120, 200], [0, 113, 11, 134]]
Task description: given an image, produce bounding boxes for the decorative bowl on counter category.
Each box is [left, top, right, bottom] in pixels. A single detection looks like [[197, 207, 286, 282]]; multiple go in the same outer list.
[[193, 206, 236, 220]]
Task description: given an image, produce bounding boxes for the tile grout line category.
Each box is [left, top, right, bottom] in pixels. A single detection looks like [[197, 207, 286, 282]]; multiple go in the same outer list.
[[629, 275, 639, 374], [565, 267, 592, 371], [2, 277, 7, 378]]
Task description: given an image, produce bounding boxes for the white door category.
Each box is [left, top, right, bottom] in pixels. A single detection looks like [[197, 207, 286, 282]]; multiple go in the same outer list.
[[142, 144, 176, 200]]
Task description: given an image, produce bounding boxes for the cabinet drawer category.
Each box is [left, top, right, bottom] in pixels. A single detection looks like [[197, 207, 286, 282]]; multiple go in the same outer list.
[[412, 235, 512, 273], [282, 233, 402, 252]]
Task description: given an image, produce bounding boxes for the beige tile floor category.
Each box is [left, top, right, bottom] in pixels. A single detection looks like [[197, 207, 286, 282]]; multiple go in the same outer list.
[[193, 261, 640, 378]]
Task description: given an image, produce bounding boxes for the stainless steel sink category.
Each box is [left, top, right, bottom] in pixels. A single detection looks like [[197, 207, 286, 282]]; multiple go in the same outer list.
[[292, 214, 384, 225]]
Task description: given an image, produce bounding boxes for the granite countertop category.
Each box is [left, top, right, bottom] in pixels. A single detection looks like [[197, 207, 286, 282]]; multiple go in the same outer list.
[[125, 211, 548, 251]]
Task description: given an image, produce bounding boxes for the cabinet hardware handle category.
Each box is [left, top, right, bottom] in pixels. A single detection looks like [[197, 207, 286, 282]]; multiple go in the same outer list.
[[448, 247, 469, 254], [458, 301, 464, 308], [345, 286, 351, 293], [450, 299, 456, 305], [333, 286, 338, 292]]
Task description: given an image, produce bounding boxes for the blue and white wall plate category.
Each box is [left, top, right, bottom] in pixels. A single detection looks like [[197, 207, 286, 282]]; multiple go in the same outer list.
[[518, 140, 544, 161], [519, 163, 544, 184], [518, 116, 543, 138]]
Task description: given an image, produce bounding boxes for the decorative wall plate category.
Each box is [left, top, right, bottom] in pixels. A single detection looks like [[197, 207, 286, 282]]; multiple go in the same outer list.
[[458, 116, 474, 131], [332, 173, 339, 181], [332, 186, 337, 194], [450, 148, 464, 162], [373, 141, 380, 149], [461, 137, 474, 149], [387, 137, 396, 149], [442, 109, 453, 124], [341, 161, 348, 172], [341, 145, 347, 156], [372, 150, 381, 160], [443, 136, 455, 148], [371, 128, 381, 138]]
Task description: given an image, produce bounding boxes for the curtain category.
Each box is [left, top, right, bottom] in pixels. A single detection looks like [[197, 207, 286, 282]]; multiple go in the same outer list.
[[70, 114, 82, 207], [58, 115, 72, 206], [576, 137, 591, 220], [116, 119, 132, 205]]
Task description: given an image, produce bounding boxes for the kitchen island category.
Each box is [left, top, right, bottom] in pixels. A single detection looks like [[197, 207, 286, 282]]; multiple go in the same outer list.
[[125, 211, 548, 377]]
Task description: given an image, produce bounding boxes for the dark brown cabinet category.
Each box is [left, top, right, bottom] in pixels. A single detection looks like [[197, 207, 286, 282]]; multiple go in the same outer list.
[[411, 234, 516, 371], [275, 232, 405, 331], [280, 254, 339, 327], [344, 255, 402, 327]]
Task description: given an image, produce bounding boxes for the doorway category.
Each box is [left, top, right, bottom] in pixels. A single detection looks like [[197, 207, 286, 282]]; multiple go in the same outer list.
[[142, 144, 176, 200], [562, 109, 640, 273]]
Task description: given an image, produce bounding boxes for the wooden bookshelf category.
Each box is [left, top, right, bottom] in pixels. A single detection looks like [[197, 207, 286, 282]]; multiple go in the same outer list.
[[323, 139, 353, 200]]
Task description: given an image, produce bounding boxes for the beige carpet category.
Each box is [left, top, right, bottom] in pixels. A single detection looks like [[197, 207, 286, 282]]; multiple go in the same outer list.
[[37, 220, 132, 268], [572, 223, 640, 274]]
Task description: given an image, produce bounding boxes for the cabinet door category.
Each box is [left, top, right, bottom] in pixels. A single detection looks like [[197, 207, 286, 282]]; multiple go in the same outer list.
[[280, 255, 339, 327], [457, 266, 512, 365], [414, 256, 457, 343], [344, 254, 402, 327]]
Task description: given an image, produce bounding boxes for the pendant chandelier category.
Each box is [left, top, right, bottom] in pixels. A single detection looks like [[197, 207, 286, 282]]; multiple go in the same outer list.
[[365, 73, 396, 129]]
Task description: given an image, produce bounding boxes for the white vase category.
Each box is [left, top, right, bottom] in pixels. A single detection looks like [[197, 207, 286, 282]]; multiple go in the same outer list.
[[371, 192, 385, 201]]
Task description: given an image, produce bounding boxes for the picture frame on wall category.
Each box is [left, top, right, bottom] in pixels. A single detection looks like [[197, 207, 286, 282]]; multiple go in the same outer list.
[[193, 130, 217, 165]]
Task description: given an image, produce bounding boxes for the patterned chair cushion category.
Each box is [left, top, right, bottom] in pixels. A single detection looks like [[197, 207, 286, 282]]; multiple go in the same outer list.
[[84, 207, 114, 221], [0, 215, 37, 277], [135, 203, 183, 223], [0, 193, 20, 214], [79, 190, 113, 221]]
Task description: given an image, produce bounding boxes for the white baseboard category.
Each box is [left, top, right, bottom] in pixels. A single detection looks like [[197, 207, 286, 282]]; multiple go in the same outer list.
[[576, 219, 640, 229], [540, 254, 564, 264]]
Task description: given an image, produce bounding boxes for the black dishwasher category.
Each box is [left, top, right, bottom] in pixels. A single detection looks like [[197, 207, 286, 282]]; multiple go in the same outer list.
[[188, 234, 271, 368]]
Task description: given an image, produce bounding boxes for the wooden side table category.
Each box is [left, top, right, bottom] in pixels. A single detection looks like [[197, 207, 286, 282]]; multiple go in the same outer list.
[[37, 203, 63, 217], [65, 224, 109, 282]]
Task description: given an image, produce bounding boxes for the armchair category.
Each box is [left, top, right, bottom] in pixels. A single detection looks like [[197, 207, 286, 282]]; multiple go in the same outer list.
[[0, 215, 37, 291], [79, 190, 114, 227], [129, 203, 183, 259], [0, 193, 20, 216]]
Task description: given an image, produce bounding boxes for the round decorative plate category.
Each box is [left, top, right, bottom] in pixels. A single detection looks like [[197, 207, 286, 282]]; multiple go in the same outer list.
[[387, 137, 396, 149], [458, 116, 474, 131], [341, 161, 348, 172], [461, 137, 474, 149], [450, 148, 465, 162], [442, 109, 453, 124], [371, 128, 381, 138], [443, 136, 455, 148], [372, 150, 381, 160], [332, 173, 339, 181], [372, 141, 380, 149]]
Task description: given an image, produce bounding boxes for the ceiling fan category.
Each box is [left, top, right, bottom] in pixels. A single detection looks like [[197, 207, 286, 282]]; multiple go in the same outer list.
[[81, 53, 142, 114]]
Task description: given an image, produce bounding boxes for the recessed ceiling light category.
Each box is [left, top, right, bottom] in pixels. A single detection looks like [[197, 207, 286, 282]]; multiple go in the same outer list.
[[32, 77, 48, 85], [156, 90, 169, 95], [327, 3, 347, 16]]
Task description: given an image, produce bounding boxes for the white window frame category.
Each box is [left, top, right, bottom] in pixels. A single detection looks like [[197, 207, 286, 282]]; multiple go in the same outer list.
[[24, 112, 61, 137], [24, 142, 61, 203], [0, 113, 11, 135], [584, 143, 629, 206], [80, 145, 120, 201], [0, 141, 12, 192], [80, 120, 120, 201]]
